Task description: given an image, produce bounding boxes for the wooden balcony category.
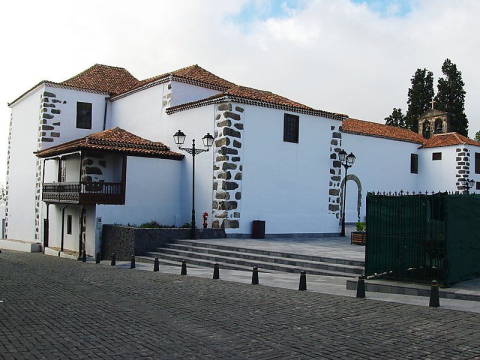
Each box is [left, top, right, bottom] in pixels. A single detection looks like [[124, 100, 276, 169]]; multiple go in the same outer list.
[[42, 182, 124, 205]]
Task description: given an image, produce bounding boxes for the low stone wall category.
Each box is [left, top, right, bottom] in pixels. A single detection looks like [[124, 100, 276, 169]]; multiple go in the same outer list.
[[101, 225, 226, 261]]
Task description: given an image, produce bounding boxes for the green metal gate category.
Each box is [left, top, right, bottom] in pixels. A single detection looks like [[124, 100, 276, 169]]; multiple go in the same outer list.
[[366, 192, 480, 287]]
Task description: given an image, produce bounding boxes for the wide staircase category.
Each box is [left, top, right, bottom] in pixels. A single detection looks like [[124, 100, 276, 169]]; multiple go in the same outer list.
[[136, 239, 364, 278]]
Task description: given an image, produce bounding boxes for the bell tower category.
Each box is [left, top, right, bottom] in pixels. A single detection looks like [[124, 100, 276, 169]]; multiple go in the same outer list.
[[418, 99, 450, 139]]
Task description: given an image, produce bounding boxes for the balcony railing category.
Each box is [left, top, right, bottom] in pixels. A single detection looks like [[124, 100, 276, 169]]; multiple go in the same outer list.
[[42, 182, 124, 205]]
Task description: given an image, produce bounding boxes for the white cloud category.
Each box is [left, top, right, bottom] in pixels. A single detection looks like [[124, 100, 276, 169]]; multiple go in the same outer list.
[[1, 0, 480, 185]]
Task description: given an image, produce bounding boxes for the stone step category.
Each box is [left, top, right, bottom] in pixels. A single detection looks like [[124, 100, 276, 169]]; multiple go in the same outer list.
[[172, 240, 365, 267], [156, 245, 363, 275], [135, 255, 270, 273], [142, 251, 358, 278]]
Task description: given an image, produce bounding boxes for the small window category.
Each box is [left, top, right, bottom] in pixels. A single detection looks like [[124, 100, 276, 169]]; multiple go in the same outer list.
[[77, 102, 92, 129], [432, 152, 442, 161], [67, 215, 72, 235], [476, 182, 480, 191], [410, 154, 418, 174], [475, 153, 480, 174], [284, 113, 299, 143]]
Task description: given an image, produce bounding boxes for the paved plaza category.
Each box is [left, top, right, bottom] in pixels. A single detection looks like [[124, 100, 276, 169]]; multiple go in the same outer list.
[[1, 250, 480, 359]]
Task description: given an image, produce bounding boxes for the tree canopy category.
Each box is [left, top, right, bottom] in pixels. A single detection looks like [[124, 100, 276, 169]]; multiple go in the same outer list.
[[386, 59, 468, 137], [435, 59, 468, 136], [385, 108, 406, 128], [405, 68, 434, 133], [474, 130, 480, 143]]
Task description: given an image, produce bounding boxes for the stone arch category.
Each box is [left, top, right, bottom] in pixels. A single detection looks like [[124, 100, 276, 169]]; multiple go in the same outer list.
[[339, 174, 362, 222], [434, 118, 443, 134], [422, 121, 431, 139]]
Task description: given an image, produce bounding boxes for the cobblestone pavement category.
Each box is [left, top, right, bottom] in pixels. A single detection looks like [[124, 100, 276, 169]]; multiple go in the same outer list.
[[1, 251, 480, 359]]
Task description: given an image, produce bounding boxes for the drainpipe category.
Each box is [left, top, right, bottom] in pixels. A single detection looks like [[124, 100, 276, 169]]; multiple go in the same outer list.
[[103, 97, 109, 130]]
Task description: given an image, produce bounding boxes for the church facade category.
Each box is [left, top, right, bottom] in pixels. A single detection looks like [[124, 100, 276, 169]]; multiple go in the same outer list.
[[3, 64, 479, 256]]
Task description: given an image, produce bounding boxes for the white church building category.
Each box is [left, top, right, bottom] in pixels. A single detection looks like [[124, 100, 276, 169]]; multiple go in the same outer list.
[[3, 64, 480, 256]]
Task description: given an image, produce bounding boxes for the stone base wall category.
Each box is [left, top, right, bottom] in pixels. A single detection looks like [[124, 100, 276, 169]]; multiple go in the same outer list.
[[101, 225, 226, 261], [212, 103, 244, 229]]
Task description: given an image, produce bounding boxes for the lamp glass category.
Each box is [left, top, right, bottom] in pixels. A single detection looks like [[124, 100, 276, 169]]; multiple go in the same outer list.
[[347, 152, 356, 165], [202, 133, 214, 148], [338, 150, 347, 162], [469, 179, 476, 188], [173, 130, 186, 146], [459, 177, 466, 186]]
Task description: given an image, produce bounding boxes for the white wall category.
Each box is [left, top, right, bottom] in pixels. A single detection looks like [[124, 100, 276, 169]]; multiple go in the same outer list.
[[170, 82, 220, 107], [110, 84, 165, 140], [164, 106, 216, 227], [6, 86, 44, 241], [342, 133, 420, 222], [418, 146, 461, 192], [239, 105, 340, 235], [97, 156, 183, 227], [41, 85, 108, 149]]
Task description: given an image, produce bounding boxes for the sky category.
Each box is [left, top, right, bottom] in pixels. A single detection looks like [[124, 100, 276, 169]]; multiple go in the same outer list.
[[1, 0, 479, 187]]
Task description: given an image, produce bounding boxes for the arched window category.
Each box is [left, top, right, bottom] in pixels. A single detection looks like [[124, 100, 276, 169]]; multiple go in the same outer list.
[[422, 121, 431, 139], [434, 118, 443, 134]]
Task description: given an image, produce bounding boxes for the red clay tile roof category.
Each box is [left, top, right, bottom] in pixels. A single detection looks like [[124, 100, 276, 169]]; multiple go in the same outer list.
[[342, 118, 425, 144], [166, 87, 348, 120], [226, 86, 315, 110], [35, 127, 184, 160], [61, 64, 139, 96], [421, 132, 480, 148], [11, 64, 346, 118], [134, 64, 236, 91]]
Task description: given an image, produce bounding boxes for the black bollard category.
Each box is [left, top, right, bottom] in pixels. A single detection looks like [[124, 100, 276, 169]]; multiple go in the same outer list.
[[95, 252, 100, 264], [82, 249, 86, 263], [252, 266, 259, 285], [153, 257, 159, 272], [429, 280, 440, 308], [299, 271, 307, 291], [111, 253, 116, 266], [213, 263, 220, 279], [181, 260, 187, 275], [130, 255, 136, 269], [356, 276, 366, 298]]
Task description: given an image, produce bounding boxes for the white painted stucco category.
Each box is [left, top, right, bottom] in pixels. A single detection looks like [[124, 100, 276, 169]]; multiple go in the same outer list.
[[239, 105, 341, 235], [342, 133, 421, 222], [170, 81, 221, 107], [6, 86, 44, 242], [97, 156, 182, 228]]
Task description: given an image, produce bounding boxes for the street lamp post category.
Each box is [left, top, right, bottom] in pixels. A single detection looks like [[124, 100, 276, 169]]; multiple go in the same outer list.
[[173, 130, 214, 239], [459, 177, 475, 194], [339, 150, 356, 237]]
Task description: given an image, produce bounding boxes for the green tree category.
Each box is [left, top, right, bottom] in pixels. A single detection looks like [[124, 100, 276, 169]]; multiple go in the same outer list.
[[405, 68, 434, 133], [385, 108, 406, 127], [435, 59, 468, 136], [474, 130, 480, 142]]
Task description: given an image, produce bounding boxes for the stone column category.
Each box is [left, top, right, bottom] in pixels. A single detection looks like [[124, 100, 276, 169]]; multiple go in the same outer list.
[[328, 125, 342, 220], [34, 91, 65, 240], [212, 103, 244, 229], [455, 147, 470, 192]]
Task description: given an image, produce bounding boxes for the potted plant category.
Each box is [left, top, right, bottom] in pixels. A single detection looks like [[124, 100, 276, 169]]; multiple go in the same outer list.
[[351, 221, 366, 245]]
